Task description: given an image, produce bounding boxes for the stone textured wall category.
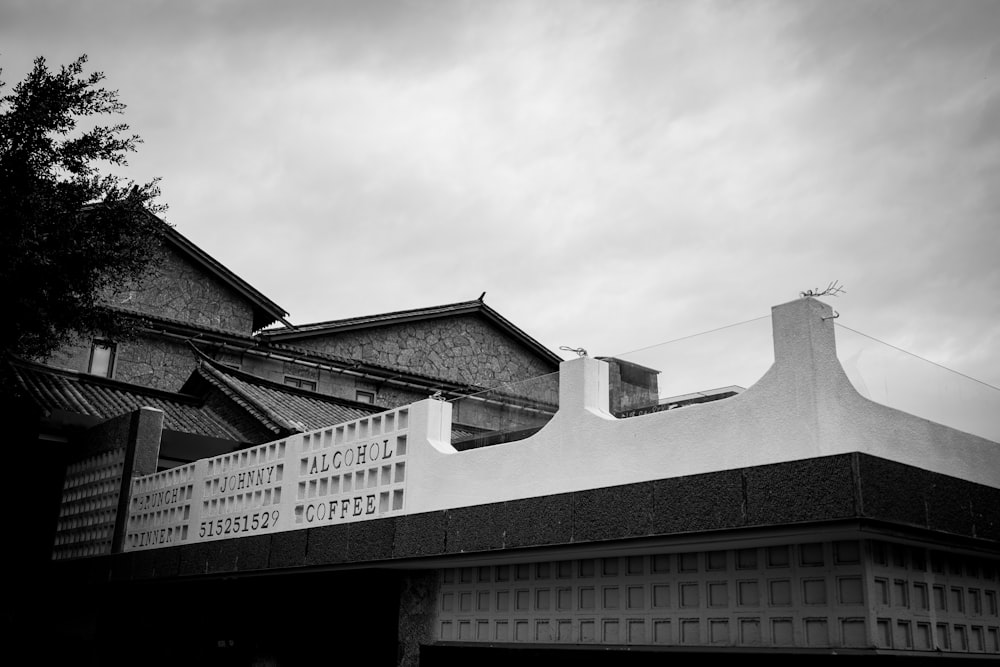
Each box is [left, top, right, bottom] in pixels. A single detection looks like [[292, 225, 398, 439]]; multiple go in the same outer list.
[[43, 333, 198, 392], [238, 355, 434, 410], [113, 335, 201, 392], [105, 241, 256, 336], [290, 314, 556, 388]]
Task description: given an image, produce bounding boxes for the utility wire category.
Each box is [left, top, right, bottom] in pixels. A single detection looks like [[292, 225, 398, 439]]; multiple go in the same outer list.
[[835, 323, 1000, 392], [613, 315, 771, 357]]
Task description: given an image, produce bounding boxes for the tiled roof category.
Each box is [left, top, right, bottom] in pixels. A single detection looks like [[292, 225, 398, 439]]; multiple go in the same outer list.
[[12, 357, 494, 447], [193, 360, 383, 433], [9, 359, 247, 441], [195, 360, 484, 443], [117, 308, 258, 343]]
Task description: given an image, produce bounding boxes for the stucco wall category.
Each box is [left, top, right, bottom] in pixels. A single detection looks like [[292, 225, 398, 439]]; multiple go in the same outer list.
[[105, 241, 256, 336], [288, 315, 555, 387]]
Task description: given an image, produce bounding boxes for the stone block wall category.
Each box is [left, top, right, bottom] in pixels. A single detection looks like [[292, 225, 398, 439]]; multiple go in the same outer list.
[[42, 333, 199, 392], [289, 315, 556, 388], [105, 241, 256, 336], [113, 334, 202, 392]]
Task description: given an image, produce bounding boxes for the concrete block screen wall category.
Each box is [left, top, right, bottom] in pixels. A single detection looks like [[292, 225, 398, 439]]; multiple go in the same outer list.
[[125, 406, 411, 550]]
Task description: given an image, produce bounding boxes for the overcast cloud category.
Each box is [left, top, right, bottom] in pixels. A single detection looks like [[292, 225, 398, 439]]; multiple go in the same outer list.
[[3, 1, 998, 406]]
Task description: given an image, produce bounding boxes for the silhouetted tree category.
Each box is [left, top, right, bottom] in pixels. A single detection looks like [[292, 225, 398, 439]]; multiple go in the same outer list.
[[0, 54, 166, 361]]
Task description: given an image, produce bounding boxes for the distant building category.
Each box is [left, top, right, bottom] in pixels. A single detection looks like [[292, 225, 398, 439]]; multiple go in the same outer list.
[[24, 215, 563, 459]]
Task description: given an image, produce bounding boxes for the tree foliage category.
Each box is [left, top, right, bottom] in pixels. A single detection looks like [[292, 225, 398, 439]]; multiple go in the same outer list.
[[0, 55, 166, 360]]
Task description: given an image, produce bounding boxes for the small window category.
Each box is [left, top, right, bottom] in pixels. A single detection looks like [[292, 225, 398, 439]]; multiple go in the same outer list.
[[88, 340, 115, 378], [356, 390, 375, 404], [284, 376, 316, 391]]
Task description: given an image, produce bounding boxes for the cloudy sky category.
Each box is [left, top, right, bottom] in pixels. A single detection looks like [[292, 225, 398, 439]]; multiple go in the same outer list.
[[2, 1, 999, 411]]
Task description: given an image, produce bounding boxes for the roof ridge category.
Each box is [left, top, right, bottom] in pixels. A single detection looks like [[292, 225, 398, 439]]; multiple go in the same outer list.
[[195, 362, 288, 435], [257, 299, 562, 367], [7, 356, 205, 404], [111, 307, 258, 341], [199, 356, 387, 410], [257, 340, 486, 392], [262, 299, 483, 333]]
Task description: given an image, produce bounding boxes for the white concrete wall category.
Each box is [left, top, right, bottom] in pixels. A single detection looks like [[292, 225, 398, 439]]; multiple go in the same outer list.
[[403, 297, 1000, 513]]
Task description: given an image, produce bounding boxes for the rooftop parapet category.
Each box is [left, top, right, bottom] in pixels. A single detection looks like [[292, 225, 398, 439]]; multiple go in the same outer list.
[[95, 297, 998, 556]]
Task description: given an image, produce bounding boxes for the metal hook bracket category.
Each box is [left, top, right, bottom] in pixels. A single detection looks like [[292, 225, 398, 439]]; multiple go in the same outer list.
[[821, 310, 840, 321]]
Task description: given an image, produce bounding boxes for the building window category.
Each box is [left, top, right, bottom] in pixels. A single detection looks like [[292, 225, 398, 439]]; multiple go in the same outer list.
[[356, 390, 375, 404], [88, 340, 115, 378], [284, 376, 316, 391]]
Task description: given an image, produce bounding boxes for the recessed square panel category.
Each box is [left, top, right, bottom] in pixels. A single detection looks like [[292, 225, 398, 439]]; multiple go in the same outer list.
[[738, 580, 760, 607], [603, 619, 620, 643], [769, 579, 792, 606], [679, 553, 698, 572], [709, 619, 729, 644], [737, 548, 757, 569], [680, 583, 699, 608], [603, 586, 620, 610], [708, 582, 729, 607], [843, 619, 867, 647], [740, 618, 761, 644], [627, 585, 645, 609], [767, 545, 790, 568], [652, 554, 670, 573], [628, 619, 646, 643], [805, 619, 829, 646], [834, 540, 860, 563], [839, 577, 864, 605], [556, 587, 572, 611], [653, 620, 671, 644], [681, 619, 700, 644], [653, 584, 670, 609], [707, 551, 727, 570], [803, 579, 827, 605], [772, 618, 794, 645], [800, 543, 824, 567]]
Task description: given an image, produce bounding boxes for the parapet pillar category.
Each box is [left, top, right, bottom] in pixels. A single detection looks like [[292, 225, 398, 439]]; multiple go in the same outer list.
[[558, 356, 611, 416], [770, 297, 846, 391], [769, 297, 854, 453]]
